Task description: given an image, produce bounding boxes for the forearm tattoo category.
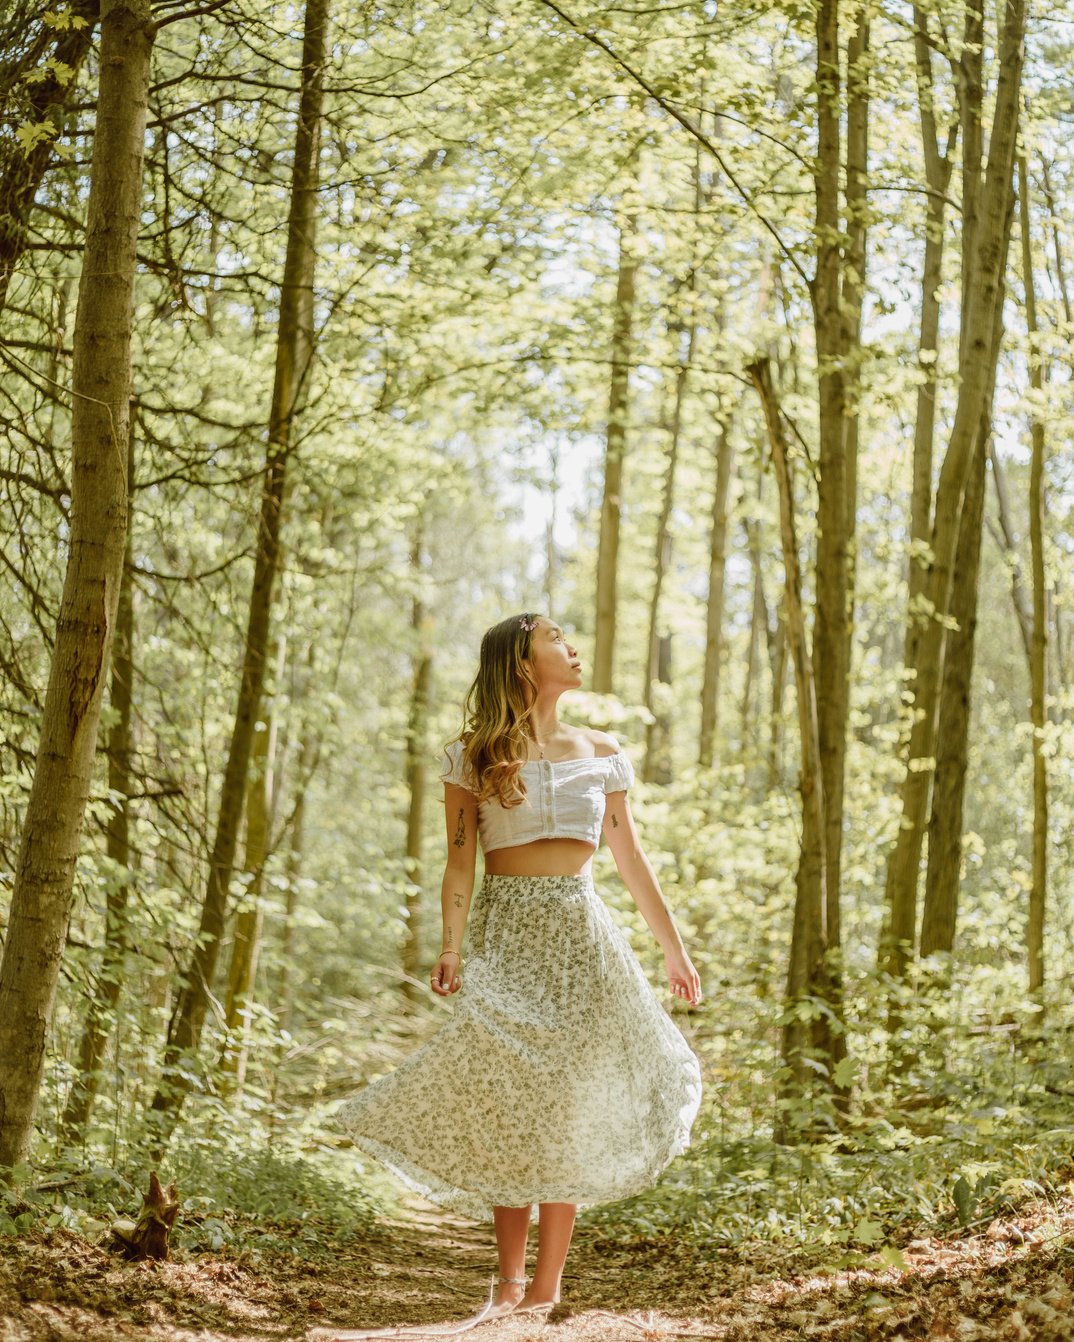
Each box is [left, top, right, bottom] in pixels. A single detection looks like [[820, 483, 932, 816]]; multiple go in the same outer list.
[[453, 892, 463, 908], [453, 808, 466, 847]]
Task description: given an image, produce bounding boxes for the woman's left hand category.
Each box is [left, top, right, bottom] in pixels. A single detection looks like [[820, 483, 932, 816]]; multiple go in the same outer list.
[[663, 946, 702, 1006]]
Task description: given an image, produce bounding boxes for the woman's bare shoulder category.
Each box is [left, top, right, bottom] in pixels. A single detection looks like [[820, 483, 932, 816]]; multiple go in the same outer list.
[[580, 727, 621, 758]]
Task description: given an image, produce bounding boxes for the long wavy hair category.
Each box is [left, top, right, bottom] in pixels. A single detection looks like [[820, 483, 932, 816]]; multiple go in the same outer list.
[[444, 612, 545, 808]]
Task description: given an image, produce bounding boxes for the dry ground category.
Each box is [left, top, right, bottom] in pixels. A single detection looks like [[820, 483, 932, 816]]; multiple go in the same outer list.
[[2, 1188, 1073, 1342]]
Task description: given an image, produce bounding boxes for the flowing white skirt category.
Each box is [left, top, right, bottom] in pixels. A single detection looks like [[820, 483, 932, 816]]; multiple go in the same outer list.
[[330, 871, 703, 1223]]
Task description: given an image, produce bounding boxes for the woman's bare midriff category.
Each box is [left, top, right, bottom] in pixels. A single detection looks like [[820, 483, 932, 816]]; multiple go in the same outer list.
[[483, 836, 597, 877]]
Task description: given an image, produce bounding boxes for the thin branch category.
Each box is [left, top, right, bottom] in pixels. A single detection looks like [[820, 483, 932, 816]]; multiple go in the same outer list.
[[150, 0, 233, 33], [534, 0, 810, 287]]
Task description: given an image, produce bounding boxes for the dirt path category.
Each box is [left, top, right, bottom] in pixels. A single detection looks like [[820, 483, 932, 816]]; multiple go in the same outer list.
[[3, 1188, 1073, 1341]]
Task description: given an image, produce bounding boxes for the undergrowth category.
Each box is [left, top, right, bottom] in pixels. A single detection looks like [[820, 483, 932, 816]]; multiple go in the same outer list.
[[5, 950, 1073, 1270], [582, 967, 1074, 1263]]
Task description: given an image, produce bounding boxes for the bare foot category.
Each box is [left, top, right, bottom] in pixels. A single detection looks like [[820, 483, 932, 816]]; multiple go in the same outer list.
[[516, 1291, 559, 1309]]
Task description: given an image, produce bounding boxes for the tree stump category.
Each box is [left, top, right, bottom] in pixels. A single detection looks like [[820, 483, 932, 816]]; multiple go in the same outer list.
[[110, 1170, 180, 1260]]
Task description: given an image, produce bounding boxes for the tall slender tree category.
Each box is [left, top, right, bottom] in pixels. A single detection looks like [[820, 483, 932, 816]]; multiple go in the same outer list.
[[699, 411, 734, 771], [58, 407, 137, 1146], [146, 0, 330, 1153], [920, 193, 1014, 958], [879, 0, 1027, 989], [748, 356, 828, 1134], [1017, 151, 1050, 1007], [402, 530, 434, 1004], [0, 0, 154, 1174], [593, 137, 640, 696]]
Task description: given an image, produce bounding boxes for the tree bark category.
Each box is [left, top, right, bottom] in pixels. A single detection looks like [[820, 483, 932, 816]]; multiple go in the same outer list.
[[402, 530, 433, 1003], [816, 4, 869, 1092], [879, 0, 1026, 985], [58, 405, 137, 1146], [593, 145, 639, 696], [920, 195, 1011, 956], [800, 0, 859, 1108], [748, 358, 829, 1137], [1017, 153, 1049, 1004], [643, 122, 706, 781], [642, 320, 692, 782], [905, 7, 957, 621], [986, 444, 1034, 659], [0, 0, 98, 319], [543, 441, 562, 616], [699, 414, 735, 770], [918, 438, 987, 960], [0, 0, 153, 1175], [219, 633, 286, 1087], [146, 0, 328, 1154]]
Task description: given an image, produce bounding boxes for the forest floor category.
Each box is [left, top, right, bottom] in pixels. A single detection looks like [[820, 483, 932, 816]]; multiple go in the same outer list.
[[2, 1185, 1074, 1342]]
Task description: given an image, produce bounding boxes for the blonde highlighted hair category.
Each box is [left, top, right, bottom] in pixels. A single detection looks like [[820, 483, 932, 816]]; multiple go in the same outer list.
[[444, 612, 546, 808]]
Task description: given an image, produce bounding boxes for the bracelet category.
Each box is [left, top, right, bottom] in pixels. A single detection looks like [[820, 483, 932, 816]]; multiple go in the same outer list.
[[440, 949, 462, 959]]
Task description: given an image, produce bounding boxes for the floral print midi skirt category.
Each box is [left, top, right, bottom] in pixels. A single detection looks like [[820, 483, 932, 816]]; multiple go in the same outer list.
[[330, 871, 703, 1223]]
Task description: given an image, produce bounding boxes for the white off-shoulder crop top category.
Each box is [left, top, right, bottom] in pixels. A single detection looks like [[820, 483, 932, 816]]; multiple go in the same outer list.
[[439, 739, 635, 854]]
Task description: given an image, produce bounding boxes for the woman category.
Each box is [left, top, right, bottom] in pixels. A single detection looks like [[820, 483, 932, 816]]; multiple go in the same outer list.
[[331, 612, 703, 1332]]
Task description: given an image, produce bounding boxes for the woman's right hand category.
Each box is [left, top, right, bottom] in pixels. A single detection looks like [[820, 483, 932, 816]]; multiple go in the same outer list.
[[664, 944, 702, 1007], [430, 952, 462, 995]]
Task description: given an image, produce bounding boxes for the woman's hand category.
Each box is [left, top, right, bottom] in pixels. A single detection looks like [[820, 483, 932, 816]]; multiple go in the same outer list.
[[430, 951, 463, 996], [664, 945, 702, 1006]]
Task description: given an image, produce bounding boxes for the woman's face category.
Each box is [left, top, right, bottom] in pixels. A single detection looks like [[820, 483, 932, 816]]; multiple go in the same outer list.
[[523, 617, 582, 693]]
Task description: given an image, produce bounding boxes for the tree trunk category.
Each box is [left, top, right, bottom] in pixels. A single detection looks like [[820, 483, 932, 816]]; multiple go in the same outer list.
[[802, 0, 856, 1108], [642, 352, 690, 784], [219, 633, 286, 1087], [593, 147, 639, 696], [58, 407, 138, 1147], [218, 716, 268, 1089], [1017, 154, 1049, 1005], [739, 458, 779, 778], [740, 513, 761, 756], [402, 531, 433, 1004], [644, 130, 707, 781], [986, 444, 1034, 658], [919, 214, 1010, 955], [0, 0, 98, 319], [543, 441, 562, 616], [918, 66, 1016, 962], [918, 436, 987, 960], [816, 3, 869, 1097], [0, 0, 153, 1176], [748, 358, 829, 1138], [146, 0, 329, 1155], [768, 597, 788, 793], [879, 0, 1026, 985], [699, 415, 734, 770], [905, 7, 957, 620]]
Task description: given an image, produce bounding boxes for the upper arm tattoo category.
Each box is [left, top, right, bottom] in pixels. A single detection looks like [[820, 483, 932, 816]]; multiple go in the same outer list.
[[452, 807, 466, 847]]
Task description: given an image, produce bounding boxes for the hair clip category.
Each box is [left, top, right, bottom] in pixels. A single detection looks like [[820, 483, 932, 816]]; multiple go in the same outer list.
[[519, 614, 538, 631]]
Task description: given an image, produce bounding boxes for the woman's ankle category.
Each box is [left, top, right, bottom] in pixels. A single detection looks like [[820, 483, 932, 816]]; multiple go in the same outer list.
[[494, 1276, 527, 1304], [521, 1280, 560, 1305]]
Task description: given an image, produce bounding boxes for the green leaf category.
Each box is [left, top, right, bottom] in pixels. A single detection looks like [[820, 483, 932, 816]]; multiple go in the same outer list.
[[952, 1174, 974, 1225], [875, 1245, 909, 1271], [852, 1217, 883, 1245], [14, 122, 55, 154]]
